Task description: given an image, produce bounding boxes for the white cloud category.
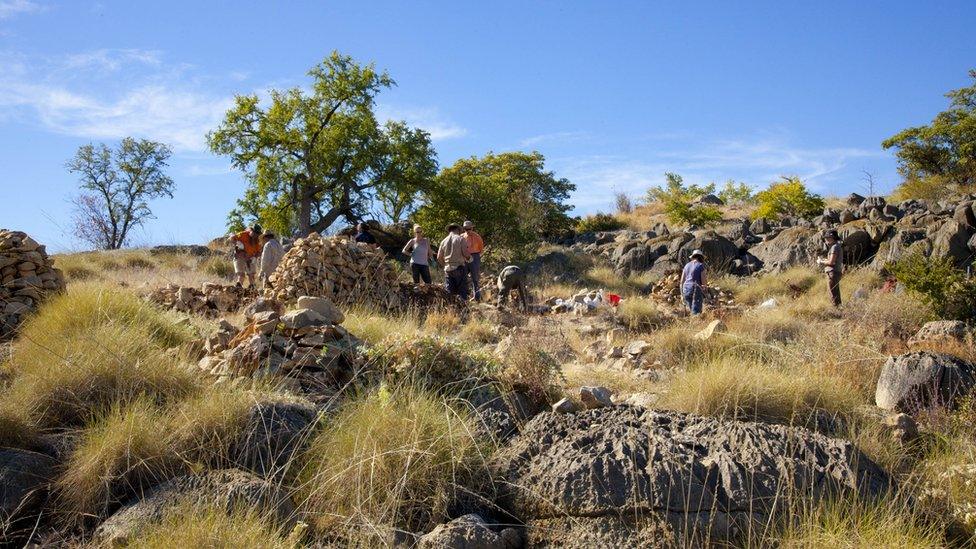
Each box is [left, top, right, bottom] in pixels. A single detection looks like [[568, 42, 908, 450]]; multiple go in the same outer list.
[[519, 131, 588, 147], [0, 0, 42, 19], [0, 50, 233, 151], [552, 135, 885, 213], [376, 104, 467, 141]]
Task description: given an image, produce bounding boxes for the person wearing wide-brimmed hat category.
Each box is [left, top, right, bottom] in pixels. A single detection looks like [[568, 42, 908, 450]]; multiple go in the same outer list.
[[817, 229, 844, 306], [681, 249, 707, 315]]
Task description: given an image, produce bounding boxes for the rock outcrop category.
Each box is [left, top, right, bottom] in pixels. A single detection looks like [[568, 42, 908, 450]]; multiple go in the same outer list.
[[0, 448, 57, 541], [418, 513, 522, 549], [147, 283, 259, 316], [492, 406, 888, 546], [0, 230, 65, 341], [875, 351, 976, 413]]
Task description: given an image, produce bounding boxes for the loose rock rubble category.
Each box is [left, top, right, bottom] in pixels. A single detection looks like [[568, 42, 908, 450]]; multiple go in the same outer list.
[[147, 283, 255, 316], [649, 272, 736, 308], [266, 234, 401, 310], [196, 296, 361, 400], [0, 230, 65, 341]]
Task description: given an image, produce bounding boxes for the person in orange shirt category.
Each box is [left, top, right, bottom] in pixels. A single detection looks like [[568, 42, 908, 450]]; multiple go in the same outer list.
[[229, 224, 263, 288], [462, 220, 485, 301]]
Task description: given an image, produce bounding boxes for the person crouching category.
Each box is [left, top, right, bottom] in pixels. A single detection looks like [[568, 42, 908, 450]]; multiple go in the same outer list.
[[681, 249, 707, 315]]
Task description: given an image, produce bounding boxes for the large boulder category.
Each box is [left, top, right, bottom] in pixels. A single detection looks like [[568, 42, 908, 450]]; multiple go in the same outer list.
[[749, 227, 822, 273], [909, 320, 970, 346], [679, 231, 741, 273], [930, 220, 975, 268], [418, 513, 520, 549], [95, 468, 296, 546], [875, 351, 976, 412], [296, 295, 344, 325], [491, 407, 888, 546], [230, 399, 318, 478], [838, 228, 875, 265], [0, 448, 56, 542], [613, 246, 656, 276]]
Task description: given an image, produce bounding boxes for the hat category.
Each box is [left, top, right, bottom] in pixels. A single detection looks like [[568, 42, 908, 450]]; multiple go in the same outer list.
[[463, 220, 475, 229], [251, 224, 262, 234], [690, 249, 705, 260]]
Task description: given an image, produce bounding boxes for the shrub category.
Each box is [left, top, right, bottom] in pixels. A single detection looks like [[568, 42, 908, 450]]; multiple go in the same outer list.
[[122, 502, 296, 549], [423, 309, 461, 334], [299, 387, 485, 541], [888, 253, 976, 322], [618, 297, 672, 331], [614, 192, 633, 214], [576, 213, 626, 233], [891, 174, 957, 201], [459, 318, 499, 345], [202, 256, 235, 278], [366, 334, 498, 393], [646, 172, 722, 227], [498, 342, 564, 406], [754, 176, 825, 220], [717, 180, 755, 205]]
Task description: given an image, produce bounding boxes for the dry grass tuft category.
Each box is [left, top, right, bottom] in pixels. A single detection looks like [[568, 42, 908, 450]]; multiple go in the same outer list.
[[343, 307, 420, 345], [122, 501, 296, 548], [423, 309, 462, 334], [618, 297, 672, 332], [298, 386, 486, 542]]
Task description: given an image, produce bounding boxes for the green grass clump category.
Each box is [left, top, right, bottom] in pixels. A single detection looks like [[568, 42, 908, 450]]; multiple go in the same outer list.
[[298, 387, 486, 542], [343, 307, 419, 345], [122, 502, 297, 549], [618, 297, 671, 332], [367, 334, 498, 394]]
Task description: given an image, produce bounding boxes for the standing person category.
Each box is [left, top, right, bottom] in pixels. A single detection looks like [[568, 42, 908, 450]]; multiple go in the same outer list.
[[258, 232, 284, 288], [354, 222, 376, 245], [437, 223, 471, 300], [681, 249, 707, 315], [496, 265, 528, 311], [817, 230, 844, 307], [462, 220, 485, 301], [230, 224, 263, 288], [402, 224, 434, 284]]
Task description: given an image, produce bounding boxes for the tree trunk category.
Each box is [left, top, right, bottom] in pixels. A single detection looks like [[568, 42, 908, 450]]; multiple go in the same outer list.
[[297, 197, 312, 236]]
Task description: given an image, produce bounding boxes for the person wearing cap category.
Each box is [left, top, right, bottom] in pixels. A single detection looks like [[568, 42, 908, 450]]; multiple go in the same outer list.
[[230, 224, 263, 288], [681, 249, 707, 315], [402, 224, 434, 284], [817, 230, 844, 306], [437, 223, 472, 300], [462, 220, 485, 301]]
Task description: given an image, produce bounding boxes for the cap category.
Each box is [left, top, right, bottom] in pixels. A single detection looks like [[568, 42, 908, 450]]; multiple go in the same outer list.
[[463, 220, 475, 229]]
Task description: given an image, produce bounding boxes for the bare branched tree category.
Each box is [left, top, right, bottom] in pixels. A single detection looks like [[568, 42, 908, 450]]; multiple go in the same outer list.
[[66, 138, 175, 249], [614, 191, 633, 214], [861, 170, 877, 197]]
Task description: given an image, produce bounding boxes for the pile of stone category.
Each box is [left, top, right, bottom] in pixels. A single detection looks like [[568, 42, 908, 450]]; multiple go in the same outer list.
[[266, 234, 401, 310], [649, 272, 736, 308], [196, 296, 360, 399], [147, 283, 254, 317], [0, 230, 65, 341]]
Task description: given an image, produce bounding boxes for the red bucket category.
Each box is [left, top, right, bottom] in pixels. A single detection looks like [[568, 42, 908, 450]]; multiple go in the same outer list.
[[608, 293, 622, 306]]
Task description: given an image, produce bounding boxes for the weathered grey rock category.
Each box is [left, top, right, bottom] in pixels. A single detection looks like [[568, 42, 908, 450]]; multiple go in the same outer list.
[[0, 448, 56, 540], [909, 320, 969, 346], [695, 193, 724, 206], [680, 231, 741, 273], [838, 228, 875, 265], [875, 351, 976, 412], [552, 398, 579, 414], [243, 297, 283, 320], [95, 468, 296, 546], [418, 513, 513, 549], [614, 246, 656, 275], [578, 386, 613, 409], [624, 340, 650, 357], [846, 193, 866, 207], [953, 202, 976, 229], [931, 220, 975, 267], [296, 295, 345, 324], [230, 399, 318, 478], [839, 209, 857, 224], [749, 217, 771, 235], [280, 308, 327, 329], [749, 227, 822, 273], [882, 413, 918, 444], [492, 407, 888, 546]]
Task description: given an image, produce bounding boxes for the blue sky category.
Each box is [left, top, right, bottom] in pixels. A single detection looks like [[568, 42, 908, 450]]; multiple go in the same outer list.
[[0, 1, 974, 251]]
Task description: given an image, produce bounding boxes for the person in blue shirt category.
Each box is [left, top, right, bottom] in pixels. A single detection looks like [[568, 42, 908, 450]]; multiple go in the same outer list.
[[681, 249, 707, 315], [354, 223, 376, 245]]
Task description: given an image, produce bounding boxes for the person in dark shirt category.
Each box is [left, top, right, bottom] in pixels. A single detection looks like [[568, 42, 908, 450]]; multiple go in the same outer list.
[[354, 223, 376, 245], [681, 249, 707, 315], [496, 265, 528, 311], [816, 230, 844, 306]]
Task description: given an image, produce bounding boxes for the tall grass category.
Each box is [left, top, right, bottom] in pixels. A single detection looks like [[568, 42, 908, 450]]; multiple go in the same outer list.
[[343, 306, 420, 345], [297, 387, 487, 542], [122, 502, 297, 548]]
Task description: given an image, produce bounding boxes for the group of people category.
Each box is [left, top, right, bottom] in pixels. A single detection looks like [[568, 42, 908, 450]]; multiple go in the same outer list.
[[679, 229, 844, 316], [402, 220, 485, 301], [230, 224, 283, 289]]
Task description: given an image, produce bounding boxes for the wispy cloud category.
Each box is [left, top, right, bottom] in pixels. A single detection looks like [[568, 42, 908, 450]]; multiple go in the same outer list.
[[377, 104, 467, 141], [0, 49, 232, 151], [0, 0, 42, 19], [519, 130, 589, 147], [552, 134, 886, 212]]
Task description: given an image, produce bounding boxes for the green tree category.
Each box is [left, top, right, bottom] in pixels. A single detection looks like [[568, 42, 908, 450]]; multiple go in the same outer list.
[[66, 138, 174, 250], [717, 180, 754, 205], [208, 52, 437, 236], [646, 172, 721, 227], [413, 152, 574, 257], [754, 176, 825, 220], [883, 69, 976, 196]]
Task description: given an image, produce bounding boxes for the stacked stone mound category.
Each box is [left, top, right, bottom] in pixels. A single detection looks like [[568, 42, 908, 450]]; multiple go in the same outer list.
[[148, 283, 255, 316], [197, 296, 360, 399], [266, 234, 401, 310], [492, 406, 889, 546], [649, 272, 736, 308], [0, 230, 65, 341]]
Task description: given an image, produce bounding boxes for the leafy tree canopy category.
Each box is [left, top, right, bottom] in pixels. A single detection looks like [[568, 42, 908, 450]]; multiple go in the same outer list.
[[754, 176, 825, 220], [717, 180, 755, 205], [883, 69, 976, 194], [646, 172, 721, 227], [413, 152, 575, 258], [209, 51, 437, 236]]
